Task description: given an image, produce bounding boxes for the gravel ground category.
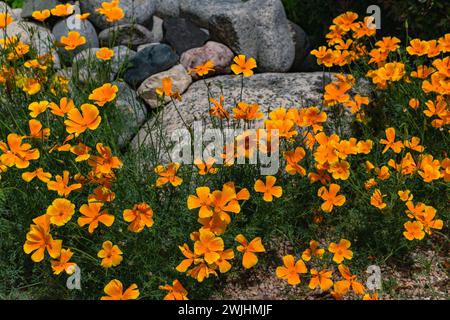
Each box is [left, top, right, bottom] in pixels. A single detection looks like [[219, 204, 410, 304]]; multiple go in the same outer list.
[[212, 238, 449, 300]]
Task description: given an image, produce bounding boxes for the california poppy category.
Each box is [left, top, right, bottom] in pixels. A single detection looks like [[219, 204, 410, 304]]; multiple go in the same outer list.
[[101, 280, 139, 300], [276, 255, 308, 285], [235, 234, 265, 269], [254, 176, 283, 202]]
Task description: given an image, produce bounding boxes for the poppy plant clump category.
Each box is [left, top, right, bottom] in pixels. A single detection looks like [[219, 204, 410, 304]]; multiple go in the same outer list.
[[0, 2, 448, 301]]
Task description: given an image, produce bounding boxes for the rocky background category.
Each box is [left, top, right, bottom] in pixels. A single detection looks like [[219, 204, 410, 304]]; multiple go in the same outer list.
[[1, 0, 323, 151]]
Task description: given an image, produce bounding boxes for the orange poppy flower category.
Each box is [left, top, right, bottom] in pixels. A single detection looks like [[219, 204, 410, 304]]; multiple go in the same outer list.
[[49, 97, 75, 117], [375, 36, 401, 52], [0, 133, 40, 169], [123, 203, 154, 233], [309, 269, 334, 291], [96, 0, 125, 23], [235, 234, 265, 269], [215, 249, 235, 273], [22, 168, 52, 183], [28, 101, 49, 118], [406, 39, 429, 56], [194, 158, 218, 175], [89, 83, 118, 107], [417, 206, 443, 235], [363, 293, 380, 300], [46, 198, 75, 226], [98, 241, 123, 268], [324, 81, 352, 106], [159, 280, 189, 300], [209, 183, 243, 223], [60, 31, 86, 51], [176, 243, 199, 273], [188, 187, 213, 218], [313, 132, 340, 165], [311, 46, 334, 67], [155, 77, 181, 100], [254, 176, 283, 202], [51, 248, 76, 275], [332, 11, 359, 32], [50, 4, 74, 17], [101, 280, 139, 300], [233, 102, 264, 121], [231, 55, 257, 77], [380, 127, 404, 154], [301, 240, 325, 261], [334, 264, 365, 296], [330, 160, 350, 180], [155, 162, 183, 187], [78, 202, 115, 233], [193, 229, 224, 264], [317, 183, 346, 213], [190, 60, 215, 77], [398, 190, 413, 202], [32, 10, 51, 22], [96, 47, 115, 61], [284, 147, 306, 176], [418, 154, 441, 182], [276, 255, 308, 285], [47, 171, 82, 197], [27, 119, 50, 140], [70, 143, 91, 162], [328, 239, 353, 263], [209, 96, 229, 119], [187, 263, 217, 283], [370, 189, 387, 209], [76, 13, 91, 20], [23, 214, 62, 262], [403, 221, 425, 240], [0, 13, 13, 29], [88, 143, 123, 174], [404, 137, 425, 152], [65, 104, 101, 135]]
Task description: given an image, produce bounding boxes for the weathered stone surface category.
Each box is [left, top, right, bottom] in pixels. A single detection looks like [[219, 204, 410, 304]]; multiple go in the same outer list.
[[111, 81, 148, 148], [151, 15, 164, 43], [137, 64, 192, 108], [154, 0, 180, 18], [73, 46, 136, 76], [132, 72, 339, 158], [178, 0, 295, 72], [289, 21, 318, 72], [163, 17, 209, 55], [0, 21, 60, 68], [180, 41, 234, 79], [123, 43, 179, 88], [52, 17, 99, 59], [80, 0, 155, 30], [137, 42, 160, 52], [21, 0, 58, 19], [0, 2, 20, 20], [99, 24, 153, 49]]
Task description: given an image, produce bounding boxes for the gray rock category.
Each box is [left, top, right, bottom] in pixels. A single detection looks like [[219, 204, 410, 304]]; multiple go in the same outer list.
[[123, 43, 179, 88], [11, 8, 22, 20], [0, 2, 20, 20], [80, 0, 155, 30], [163, 17, 209, 55], [52, 17, 99, 59], [151, 15, 164, 43], [137, 64, 192, 108], [98, 24, 153, 49], [0, 21, 60, 68], [137, 42, 160, 52], [179, 0, 295, 72], [131, 72, 338, 161], [111, 81, 148, 148], [180, 41, 234, 79], [289, 21, 318, 72], [21, 0, 58, 19], [154, 0, 180, 18]]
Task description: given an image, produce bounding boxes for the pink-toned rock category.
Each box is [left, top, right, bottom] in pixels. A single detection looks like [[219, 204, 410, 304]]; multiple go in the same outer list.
[[180, 41, 234, 79]]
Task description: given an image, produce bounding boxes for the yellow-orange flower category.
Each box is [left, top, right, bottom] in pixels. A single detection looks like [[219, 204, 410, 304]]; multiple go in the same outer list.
[[159, 280, 189, 300], [317, 183, 346, 213], [276, 255, 308, 285], [96, 0, 125, 23], [0, 13, 13, 29], [65, 104, 101, 135], [231, 55, 257, 77], [32, 10, 51, 22], [309, 269, 333, 291], [22, 168, 52, 183], [190, 60, 215, 77], [123, 203, 154, 233], [155, 77, 181, 100], [60, 31, 86, 51], [235, 234, 265, 269], [406, 39, 429, 56], [380, 127, 404, 154], [51, 3, 74, 17], [403, 221, 425, 240], [98, 241, 123, 268], [302, 240, 325, 261], [101, 280, 139, 300], [46, 198, 75, 226], [28, 101, 49, 118], [0, 133, 40, 169], [328, 239, 353, 263], [193, 229, 224, 264], [47, 171, 82, 197], [51, 249, 76, 275], [96, 47, 115, 61], [254, 176, 283, 202], [155, 162, 183, 187], [89, 83, 118, 107], [23, 215, 62, 262], [334, 264, 365, 296], [78, 202, 115, 233], [233, 102, 264, 121]]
